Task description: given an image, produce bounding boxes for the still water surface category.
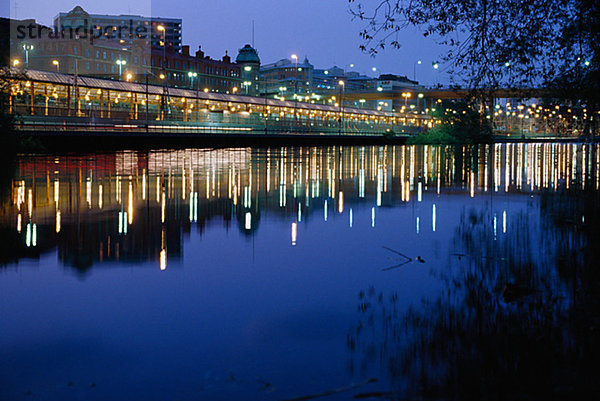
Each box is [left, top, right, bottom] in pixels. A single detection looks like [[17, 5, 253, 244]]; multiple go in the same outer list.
[[1, 144, 598, 400]]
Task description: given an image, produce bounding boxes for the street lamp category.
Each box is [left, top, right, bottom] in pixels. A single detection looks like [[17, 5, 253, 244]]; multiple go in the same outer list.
[[22, 44, 34, 68], [402, 92, 412, 108], [338, 80, 345, 134], [188, 71, 199, 120], [157, 25, 167, 118], [116, 59, 126, 78], [432, 62, 440, 87], [188, 71, 197, 89], [126, 73, 133, 82], [52, 59, 59, 72], [243, 81, 252, 95], [291, 54, 298, 97], [12, 59, 20, 67], [413, 60, 422, 80], [291, 54, 299, 127]]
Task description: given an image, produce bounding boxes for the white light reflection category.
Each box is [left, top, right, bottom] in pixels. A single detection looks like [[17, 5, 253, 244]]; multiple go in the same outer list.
[[291, 222, 297, 245], [324, 200, 328, 221], [54, 179, 59, 203], [86, 178, 92, 207], [349, 208, 353, 228], [128, 181, 133, 225], [161, 191, 166, 223], [26, 222, 31, 247], [494, 214, 497, 239], [245, 212, 252, 230], [432, 204, 436, 232], [189, 192, 194, 222], [416, 216, 420, 234], [160, 249, 167, 271], [371, 207, 375, 227], [142, 170, 146, 200], [56, 211, 61, 233], [470, 171, 475, 197]]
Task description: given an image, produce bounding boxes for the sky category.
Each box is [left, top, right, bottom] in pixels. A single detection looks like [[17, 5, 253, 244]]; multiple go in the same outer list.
[[4, 0, 448, 85]]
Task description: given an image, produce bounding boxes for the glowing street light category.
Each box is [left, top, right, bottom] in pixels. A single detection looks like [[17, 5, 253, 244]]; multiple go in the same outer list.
[[291, 54, 299, 126], [22, 44, 34, 68], [413, 60, 422, 80], [116, 59, 127, 77], [126, 73, 133, 82], [338, 80, 345, 134], [12, 59, 20, 67], [188, 71, 198, 90]]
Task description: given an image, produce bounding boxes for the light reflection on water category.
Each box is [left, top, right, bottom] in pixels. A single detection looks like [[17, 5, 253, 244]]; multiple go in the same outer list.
[[0, 143, 598, 400]]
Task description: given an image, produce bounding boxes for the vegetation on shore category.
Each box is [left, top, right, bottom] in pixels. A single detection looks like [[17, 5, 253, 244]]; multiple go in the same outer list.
[[408, 101, 492, 144]]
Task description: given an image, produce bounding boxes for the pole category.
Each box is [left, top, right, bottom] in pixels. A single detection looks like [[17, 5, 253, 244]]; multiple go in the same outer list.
[[145, 73, 149, 132], [195, 76, 199, 122], [294, 57, 298, 131]]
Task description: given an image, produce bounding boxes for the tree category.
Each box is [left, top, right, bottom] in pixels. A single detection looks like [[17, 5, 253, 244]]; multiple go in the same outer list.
[[349, 0, 599, 108]]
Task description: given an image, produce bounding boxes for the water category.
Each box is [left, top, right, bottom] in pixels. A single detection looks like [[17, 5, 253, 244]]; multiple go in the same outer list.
[[1, 144, 598, 400]]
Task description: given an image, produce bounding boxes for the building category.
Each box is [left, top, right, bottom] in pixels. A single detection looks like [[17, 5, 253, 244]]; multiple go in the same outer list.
[[150, 45, 241, 92], [375, 74, 423, 112], [8, 10, 241, 93], [235, 44, 261, 96], [53, 6, 182, 51], [260, 56, 314, 100]]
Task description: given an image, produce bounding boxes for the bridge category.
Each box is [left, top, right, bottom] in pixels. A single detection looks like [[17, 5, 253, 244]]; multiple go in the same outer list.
[[344, 87, 551, 102], [3, 68, 435, 140]]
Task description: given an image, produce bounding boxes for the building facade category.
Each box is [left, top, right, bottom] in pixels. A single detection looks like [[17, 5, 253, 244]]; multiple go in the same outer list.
[[53, 6, 182, 51], [235, 44, 261, 96], [260, 57, 314, 100]]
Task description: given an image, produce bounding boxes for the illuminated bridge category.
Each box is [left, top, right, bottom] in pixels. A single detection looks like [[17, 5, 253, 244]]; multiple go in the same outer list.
[[3, 69, 435, 139]]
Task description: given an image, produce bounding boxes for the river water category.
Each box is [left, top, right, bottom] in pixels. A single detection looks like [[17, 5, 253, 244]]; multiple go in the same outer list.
[[1, 144, 598, 400]]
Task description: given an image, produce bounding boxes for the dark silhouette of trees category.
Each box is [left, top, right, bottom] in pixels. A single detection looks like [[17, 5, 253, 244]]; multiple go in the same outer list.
[[349, 0, 599, 108]]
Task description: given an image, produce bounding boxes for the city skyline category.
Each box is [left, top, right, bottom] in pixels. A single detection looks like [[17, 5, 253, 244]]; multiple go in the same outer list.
[[5, 0, 448, 85]]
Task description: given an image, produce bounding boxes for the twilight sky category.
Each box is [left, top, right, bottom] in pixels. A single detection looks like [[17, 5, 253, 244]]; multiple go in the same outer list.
[[5, 0, 449, 85]]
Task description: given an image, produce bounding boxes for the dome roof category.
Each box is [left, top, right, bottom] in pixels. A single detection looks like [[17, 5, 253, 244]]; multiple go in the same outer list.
[[236, 44, 260, 64], [65, 6, 90, 19]]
